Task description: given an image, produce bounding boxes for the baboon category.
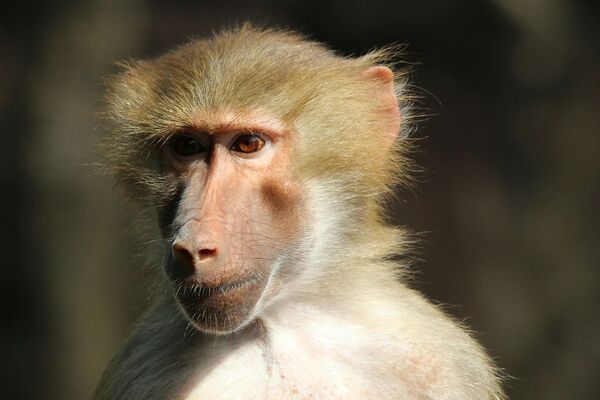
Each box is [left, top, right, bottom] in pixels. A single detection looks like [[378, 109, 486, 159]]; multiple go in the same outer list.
[[95, 25, 505, 400]]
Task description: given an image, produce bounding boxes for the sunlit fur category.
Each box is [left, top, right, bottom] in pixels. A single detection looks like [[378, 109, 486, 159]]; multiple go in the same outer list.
[[95, 24, 505, 399]]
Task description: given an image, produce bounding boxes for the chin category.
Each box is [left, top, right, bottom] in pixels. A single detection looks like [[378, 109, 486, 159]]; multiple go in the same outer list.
[[174, 277, 266, 334]]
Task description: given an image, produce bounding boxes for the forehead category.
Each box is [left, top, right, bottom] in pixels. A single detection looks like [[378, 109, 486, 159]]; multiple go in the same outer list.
[[108, 28, 375, 144], [132, 33, 366, 127], [149, 35, 329, 106]]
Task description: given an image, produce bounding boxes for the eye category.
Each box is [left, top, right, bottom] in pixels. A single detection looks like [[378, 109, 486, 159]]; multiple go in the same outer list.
[[170, 135, 207, 158], [230, 134, 265, 154]]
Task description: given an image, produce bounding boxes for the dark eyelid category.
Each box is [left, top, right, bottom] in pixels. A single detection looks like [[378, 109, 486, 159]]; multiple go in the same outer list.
[[173, 133, 209, 145], [169, 130, 210, 141], [234, 132, 265, 142], [236, 131, 268, 140], [230, 133, 265, 152], [166, 133, 210, 161]]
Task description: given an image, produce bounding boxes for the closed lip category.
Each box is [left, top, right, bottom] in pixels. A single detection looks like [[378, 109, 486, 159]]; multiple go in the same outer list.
[[176, 275, 261, 300]]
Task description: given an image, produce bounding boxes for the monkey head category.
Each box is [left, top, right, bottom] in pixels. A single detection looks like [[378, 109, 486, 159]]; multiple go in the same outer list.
[[104, 26, 407, 334]]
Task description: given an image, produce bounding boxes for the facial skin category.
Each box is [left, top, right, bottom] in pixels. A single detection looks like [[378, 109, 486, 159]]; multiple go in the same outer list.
[[159, 111, 303, 334]]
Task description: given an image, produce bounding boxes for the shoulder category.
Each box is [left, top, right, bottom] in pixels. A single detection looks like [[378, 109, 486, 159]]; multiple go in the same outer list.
[[93, 301, 199, 400], [378, 287, 506, 400]]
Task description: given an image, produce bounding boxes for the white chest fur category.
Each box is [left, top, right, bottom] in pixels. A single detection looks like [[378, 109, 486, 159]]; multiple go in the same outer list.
[[99, 293, 496, 400], [184, 309, 403, 400]]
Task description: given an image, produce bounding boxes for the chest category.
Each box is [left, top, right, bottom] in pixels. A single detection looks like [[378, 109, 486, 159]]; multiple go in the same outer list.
[[183, 321, 400, 399]]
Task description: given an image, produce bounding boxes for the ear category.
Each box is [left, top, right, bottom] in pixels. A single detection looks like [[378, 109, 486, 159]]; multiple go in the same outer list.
[[361, 66, 401, 145]]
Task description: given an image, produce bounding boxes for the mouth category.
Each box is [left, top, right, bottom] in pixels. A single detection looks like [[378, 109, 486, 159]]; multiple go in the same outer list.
[[173, 274, 265, 333], [176, 275, 261, 301]]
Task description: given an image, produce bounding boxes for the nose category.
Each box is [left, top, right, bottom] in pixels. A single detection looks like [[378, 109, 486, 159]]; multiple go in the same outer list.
[[167, 240, 219, 282]]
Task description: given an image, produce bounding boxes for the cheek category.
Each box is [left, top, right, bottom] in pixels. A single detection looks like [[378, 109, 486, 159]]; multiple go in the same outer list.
[[260, 179, 304, 235], [261, 179, 302, 214], [225, 178, 303, 269]]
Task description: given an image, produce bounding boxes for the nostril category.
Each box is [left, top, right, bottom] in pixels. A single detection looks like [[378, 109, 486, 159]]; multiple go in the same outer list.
[[199, 248, 217, 260], [170, 243, 196, 281]]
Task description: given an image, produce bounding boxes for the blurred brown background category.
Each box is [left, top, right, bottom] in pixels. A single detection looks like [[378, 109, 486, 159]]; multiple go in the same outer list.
[[1, 1, 598, 399]]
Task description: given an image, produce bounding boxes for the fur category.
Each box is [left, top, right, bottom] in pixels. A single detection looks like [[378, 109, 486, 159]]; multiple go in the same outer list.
[[95, 24, 505, 399]]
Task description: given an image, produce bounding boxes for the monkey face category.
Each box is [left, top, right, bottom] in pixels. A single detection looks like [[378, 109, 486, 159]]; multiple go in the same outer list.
[[159, 115, 304, 334], [104, 28, 406, 335]]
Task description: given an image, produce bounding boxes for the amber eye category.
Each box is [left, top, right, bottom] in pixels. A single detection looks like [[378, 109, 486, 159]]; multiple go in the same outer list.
[[171, 135, 206, 157], [230, 134, 265, 154]]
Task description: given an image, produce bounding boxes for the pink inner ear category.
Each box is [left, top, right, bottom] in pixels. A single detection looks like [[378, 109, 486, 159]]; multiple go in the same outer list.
[[362, 66, 401, 144]]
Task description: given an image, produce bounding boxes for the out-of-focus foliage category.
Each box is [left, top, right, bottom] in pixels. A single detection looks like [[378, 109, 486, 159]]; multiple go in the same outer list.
[[1, 1, 598, 399]]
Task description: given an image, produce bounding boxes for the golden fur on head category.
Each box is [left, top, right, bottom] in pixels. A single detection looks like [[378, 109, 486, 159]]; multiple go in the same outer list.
[[103, 23, 413, 209]]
